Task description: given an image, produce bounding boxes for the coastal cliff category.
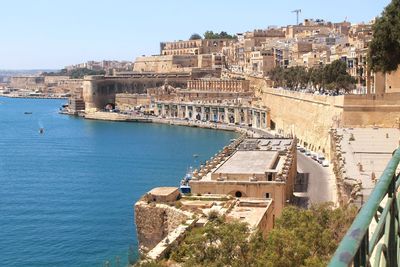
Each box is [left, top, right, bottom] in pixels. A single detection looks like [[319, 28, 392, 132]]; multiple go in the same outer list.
[[134, 188, 192, 255]]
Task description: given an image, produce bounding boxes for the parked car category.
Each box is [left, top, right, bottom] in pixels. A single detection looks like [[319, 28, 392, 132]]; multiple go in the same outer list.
[[317, 155, 326, 164], [311, 152, 318, 160], [299, 147, 306, 153], [305, 150, 311, 156], [322, 160, 330, 167]]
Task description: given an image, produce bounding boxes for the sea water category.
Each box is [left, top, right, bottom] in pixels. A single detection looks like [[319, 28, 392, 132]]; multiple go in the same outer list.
[[0, 97, 237, 266]]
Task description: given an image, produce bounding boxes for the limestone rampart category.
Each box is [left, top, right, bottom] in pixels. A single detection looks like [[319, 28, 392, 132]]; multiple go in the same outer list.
[[342, 93, 400, 127], [259, 87, 343, 154], [83, 75, 189, 112], [134, 201, 190, 254], [257, 86, 400, 155]]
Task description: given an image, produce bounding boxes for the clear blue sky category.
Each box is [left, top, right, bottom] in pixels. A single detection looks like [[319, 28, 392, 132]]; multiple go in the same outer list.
[[0, 0, 390, 69]]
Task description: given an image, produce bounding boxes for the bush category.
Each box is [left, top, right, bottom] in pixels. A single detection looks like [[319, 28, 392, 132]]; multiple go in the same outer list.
[[207, 209, 220, 221], [167, 203, 357, 267]]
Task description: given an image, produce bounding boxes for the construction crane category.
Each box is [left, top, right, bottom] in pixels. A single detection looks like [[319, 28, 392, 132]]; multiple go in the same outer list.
[[292, 9, 301, 25]]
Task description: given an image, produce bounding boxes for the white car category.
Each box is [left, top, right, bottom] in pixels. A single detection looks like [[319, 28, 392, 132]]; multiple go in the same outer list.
[[322, 160, 329, 167], [311, 152, 318, 160]]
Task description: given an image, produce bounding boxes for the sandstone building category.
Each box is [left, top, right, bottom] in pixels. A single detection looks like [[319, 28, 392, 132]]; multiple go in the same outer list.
[[190, 137, 297, 217], [160, 38, 235, 56]]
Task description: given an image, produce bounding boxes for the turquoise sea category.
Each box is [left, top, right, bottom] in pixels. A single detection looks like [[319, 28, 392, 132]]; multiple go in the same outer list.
[[0, 97, 237, 266]]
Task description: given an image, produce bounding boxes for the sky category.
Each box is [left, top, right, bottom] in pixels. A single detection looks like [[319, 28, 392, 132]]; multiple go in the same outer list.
[[0, 0, 391, 69]]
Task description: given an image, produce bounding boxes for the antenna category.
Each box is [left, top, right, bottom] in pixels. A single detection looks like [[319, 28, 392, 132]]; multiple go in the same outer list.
[[292, 9, 301, 25]]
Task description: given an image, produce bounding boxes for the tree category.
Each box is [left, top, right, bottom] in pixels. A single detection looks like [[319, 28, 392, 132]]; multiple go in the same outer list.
[[203, 30, 236, 39], [161, 203, 357, 267], [203, 30, 215, 39], [268, 60, 355, 92], [41, 68, 105, 79], [189, 33, 202, 40], [41, 68, 68, 76], [309, 66, 324, 90], [258, 203, 357, 267], [268, 66, 285, 87], [323, 60, 356, 93], [69, 68, 105, 79], [170, 220, 251, 267], [368, 0, 400, 73]]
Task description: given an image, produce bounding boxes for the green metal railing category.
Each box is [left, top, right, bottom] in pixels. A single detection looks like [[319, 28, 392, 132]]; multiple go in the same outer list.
[[329, 148, 400, 267]]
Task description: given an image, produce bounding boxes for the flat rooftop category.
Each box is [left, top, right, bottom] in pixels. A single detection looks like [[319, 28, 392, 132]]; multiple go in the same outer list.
[[226, 199, 272, 228], [238, 138, 293, 151], [337, 128, 400, 198], [214, 150, 278, 175], [149, 187, 179, 196]]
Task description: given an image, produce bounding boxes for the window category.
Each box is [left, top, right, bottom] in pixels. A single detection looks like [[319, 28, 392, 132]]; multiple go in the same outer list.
[[235, 191, 242, 198], [265, 193, 270, 198], [267, 173, 273, 181]]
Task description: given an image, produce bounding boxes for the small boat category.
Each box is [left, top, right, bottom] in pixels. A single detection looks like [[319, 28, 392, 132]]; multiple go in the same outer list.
[[180, 185, 191, 194], [193, 154, 199, 158], [39, 128, 44, 134], [24, 112, 33, 115], [179, 166, 193, 194]]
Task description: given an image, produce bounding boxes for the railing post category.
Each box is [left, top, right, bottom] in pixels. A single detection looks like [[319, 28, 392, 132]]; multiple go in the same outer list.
[[329, 148, 400, 267], [389, 174, 397, 267]]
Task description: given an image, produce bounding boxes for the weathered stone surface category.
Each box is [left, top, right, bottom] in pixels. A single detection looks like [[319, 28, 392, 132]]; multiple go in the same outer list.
[[134, 202, 189, 253]]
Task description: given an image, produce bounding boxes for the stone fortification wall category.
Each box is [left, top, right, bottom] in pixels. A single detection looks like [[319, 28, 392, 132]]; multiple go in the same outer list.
[[10, 76, 45, 90], [115, 93, 151, 110], [133, 55, 198, 73], [257, 86, 400, 155], [258, 87, 344, 154], [342, 93, 400, 127], [329, 129, 362, 206], [83, 75, 189, 112], [10, 76, 83, 96], [134, 202, 190, 253]]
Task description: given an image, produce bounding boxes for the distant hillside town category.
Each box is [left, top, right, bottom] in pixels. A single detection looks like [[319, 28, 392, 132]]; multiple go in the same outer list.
[[3, 17, 396, 100]]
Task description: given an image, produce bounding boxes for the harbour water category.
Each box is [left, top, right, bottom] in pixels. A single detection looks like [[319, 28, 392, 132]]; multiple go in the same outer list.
[[0, 97, 237, 266]]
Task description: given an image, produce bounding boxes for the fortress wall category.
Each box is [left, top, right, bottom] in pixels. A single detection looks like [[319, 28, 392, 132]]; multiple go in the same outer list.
[[342, 93, 400, 127], [83, 76, 189, 112], [258, 87, 344, 154], [257, 83, 400, 155], [134, 202, 189, 254]]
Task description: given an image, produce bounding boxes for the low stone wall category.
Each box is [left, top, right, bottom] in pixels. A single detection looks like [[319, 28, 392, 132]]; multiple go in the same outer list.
[[81, 112, 268, 139], [146, 219, 196, 261], [84, 112, 152, 122], [329, 129, 361, 206]]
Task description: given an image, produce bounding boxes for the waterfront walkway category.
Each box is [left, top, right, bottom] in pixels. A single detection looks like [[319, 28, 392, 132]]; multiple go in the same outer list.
[[82, 111, 275, 138]]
